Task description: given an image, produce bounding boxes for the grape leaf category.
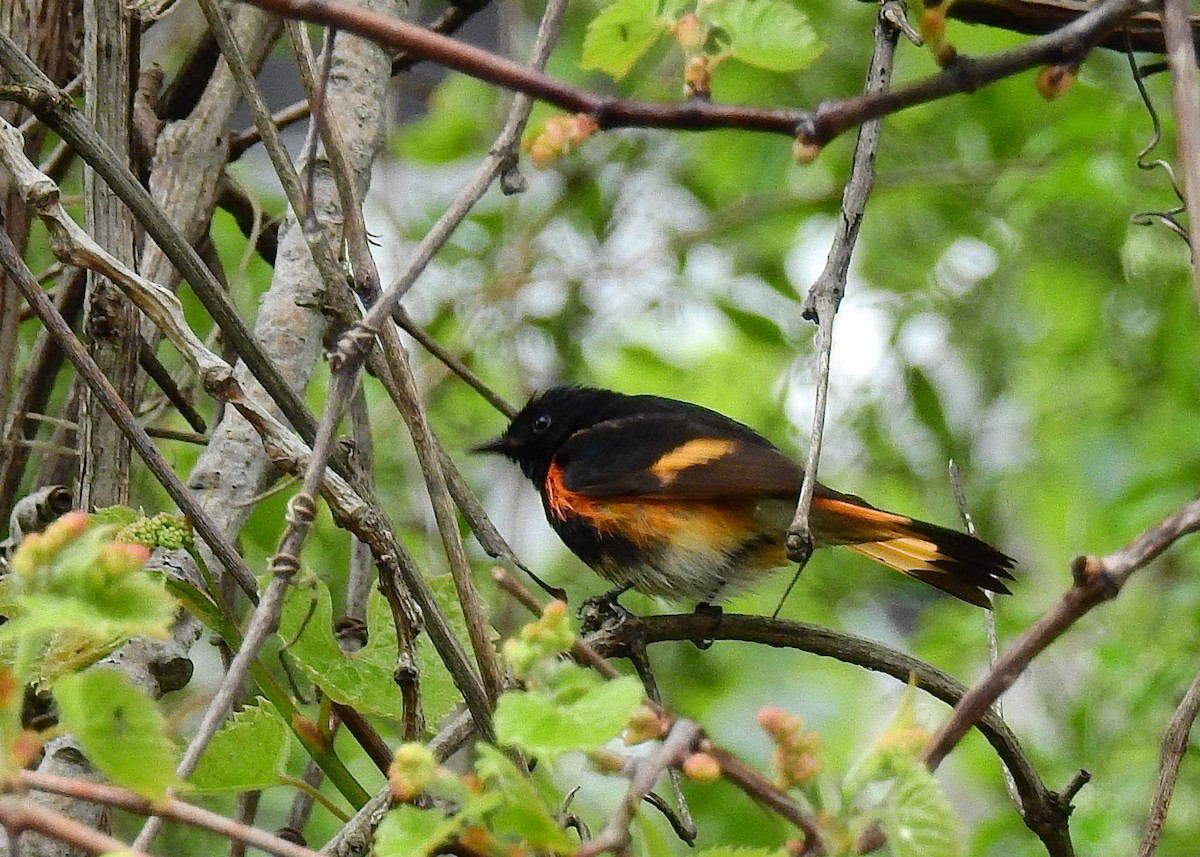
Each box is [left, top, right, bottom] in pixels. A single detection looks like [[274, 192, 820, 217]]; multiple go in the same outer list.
[[494, 675, 643, 757], [54, 669, 182, 802], [703, 0, 823, 72], [880, 761, 963, 857], [582, 0, 667, 80], [189, 701, 292, 793], [278, 576, 475, 724], [474, 744, 574, 850], [374, 805, 463, 857]]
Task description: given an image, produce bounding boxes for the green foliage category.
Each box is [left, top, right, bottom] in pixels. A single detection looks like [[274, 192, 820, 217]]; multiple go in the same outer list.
[[703, 0, 823, 72], [472, 744, 576, 851], [494, 672, 644, 756], [188, 701, 292, 794], [581, 0, 822, 85], [495, 601, 643, 756], [2, 513, 175, 643], [377, 743, 574, 855], [375, 804, 464, 857], [54, 669, 182, 802], [879, 762, 963, 857], [115, 512, 194, 552], [276, 575, 472, 725], [581, 0, 667, 80]]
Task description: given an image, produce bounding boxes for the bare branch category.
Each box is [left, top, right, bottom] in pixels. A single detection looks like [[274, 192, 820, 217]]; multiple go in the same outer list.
[[922, 496, 1200, 767], [0, 797, 143, 857], [1138, 670, 1200, 857], [1161, 0, 1200, 310], [18, 771, 322, 857], [0, 32, 318, 452], [234, 0, 1147, 147], [575, 721, 705, 857], [785, 1, 899, 576]]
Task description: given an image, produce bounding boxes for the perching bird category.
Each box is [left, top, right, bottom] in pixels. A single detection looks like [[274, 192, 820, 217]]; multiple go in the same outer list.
[[477, 386, 1014, 607]]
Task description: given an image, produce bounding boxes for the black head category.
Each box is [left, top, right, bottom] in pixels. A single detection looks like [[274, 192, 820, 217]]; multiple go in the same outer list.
[[474, 386, 619, 483]]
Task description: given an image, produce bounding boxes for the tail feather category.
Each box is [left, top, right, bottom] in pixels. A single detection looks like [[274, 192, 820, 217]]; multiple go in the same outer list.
[[812, 495, 1015, 608]]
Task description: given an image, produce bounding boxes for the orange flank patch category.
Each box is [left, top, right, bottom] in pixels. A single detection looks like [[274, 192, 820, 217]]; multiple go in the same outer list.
[[544, 460, 754, 554], [649, 438, 737, 485]]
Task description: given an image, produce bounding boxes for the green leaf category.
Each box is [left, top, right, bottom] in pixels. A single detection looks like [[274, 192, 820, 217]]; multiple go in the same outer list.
[[880, 761, 962, 857], [374, 805, 462, 857], [473, 744, 573, 850], [188, 701, 292, 793], [582, 0, 667, 80], [278, 576, 474, 724], [88, 506, 142, 529], [703, 0, 823, 72], [1, 527, 176, 645], [494, 675, 643, 757], [695, 848, 789, 857], [908, 366, 957, 459], [54, 669, 182, 801]]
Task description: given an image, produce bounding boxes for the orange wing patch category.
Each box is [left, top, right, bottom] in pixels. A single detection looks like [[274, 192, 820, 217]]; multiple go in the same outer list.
[[544, 459, 758, 554], [649, 438, 737, 485]]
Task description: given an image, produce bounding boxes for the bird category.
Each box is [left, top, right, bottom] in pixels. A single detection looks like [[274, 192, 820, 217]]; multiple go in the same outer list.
[[476, 386, 1014, 608]]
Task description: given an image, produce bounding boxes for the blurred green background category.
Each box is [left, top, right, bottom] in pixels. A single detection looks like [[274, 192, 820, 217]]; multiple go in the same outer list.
[[139, 0, 1200, 852]]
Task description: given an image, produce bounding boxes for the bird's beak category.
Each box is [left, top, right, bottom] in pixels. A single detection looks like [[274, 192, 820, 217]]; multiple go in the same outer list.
[[472, 435, 513, 456]]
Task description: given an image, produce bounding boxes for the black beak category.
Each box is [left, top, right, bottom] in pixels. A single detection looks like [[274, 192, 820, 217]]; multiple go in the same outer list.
[[472, 435, 513, 456]]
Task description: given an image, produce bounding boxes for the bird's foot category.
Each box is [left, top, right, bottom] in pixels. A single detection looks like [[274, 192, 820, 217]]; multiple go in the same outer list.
[[577, 583, 634, 636], [692, 602, 723, 650]]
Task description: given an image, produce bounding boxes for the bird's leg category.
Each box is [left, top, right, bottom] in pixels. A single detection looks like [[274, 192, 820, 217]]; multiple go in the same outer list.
[[691, 602, 723, 650], [577, 582, 634, 635]]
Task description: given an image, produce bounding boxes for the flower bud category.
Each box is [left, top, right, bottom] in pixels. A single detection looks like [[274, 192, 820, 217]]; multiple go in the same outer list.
[[682, 752, 722, 782]]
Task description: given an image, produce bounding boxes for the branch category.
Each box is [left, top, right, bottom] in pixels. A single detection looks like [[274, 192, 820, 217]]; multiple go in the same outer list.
[[921, 496, 1200, 768], [1162, 0, 1200, 311], [602, 611, 1052, 821], [786, 0, 898, 572], [0, 32, 318, 452], [0, 797, 144, 857], [948, 0, 1200, 53], [496, 576, 831, 854], [0, 138, 259, 601], [17, 771, 322, 857], [575, 720, 704, 857], [0, 114, 477, 812], [235, 0, 1146, 147]]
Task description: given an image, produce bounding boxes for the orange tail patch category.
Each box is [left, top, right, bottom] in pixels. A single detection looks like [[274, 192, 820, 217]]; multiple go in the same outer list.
[[812, 495, 1015, 608]]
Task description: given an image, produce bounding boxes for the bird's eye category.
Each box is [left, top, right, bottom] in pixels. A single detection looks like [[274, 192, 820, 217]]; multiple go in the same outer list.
[[531, 414, 552, 433]]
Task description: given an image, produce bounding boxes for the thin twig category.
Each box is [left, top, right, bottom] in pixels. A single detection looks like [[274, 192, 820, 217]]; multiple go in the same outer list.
[[0, 797, 147, 857], [1161, 0, 1200, 308], [597, 611, 1053, 830], [139, 340, 208, 433], [234, 0, 1145, 147], [18, 771, 323, 857], [0, 172, 259, 601], [229, 0, 494, 159], [0, 265, 85, 531], [1138, 673, 1200, 856], [923, 495, 1200, 769], [279, 0, 502, 720], [575, 720, 704, 857], [393, 306, 516, 418], [0, 33, 321, 451], [784, 1, 899, 581], [948, 459, 1020, 810], [281, 758, 325, 845]]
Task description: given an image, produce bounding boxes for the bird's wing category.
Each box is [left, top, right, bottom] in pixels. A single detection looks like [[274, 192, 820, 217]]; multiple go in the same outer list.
[[555, 414, 805, 499]]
